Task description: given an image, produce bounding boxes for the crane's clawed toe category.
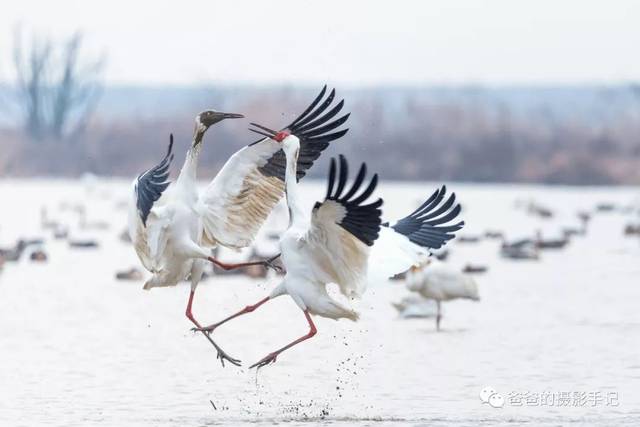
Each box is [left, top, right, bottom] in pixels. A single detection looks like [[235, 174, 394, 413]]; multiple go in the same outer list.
[[249, 352, 278, 369], [191, 325, 216, 334], [216, 349, 242, 367], [262, 259, 284, 274]]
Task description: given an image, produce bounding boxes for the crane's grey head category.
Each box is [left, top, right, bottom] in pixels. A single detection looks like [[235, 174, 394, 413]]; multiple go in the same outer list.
[[193, 110, 244, 145], [196, 110, 244, 129]]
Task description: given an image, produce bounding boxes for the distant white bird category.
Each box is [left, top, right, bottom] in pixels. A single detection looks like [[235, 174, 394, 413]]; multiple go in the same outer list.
[[129, 87, 349, 366], [405, 259, 480, 331], [195, 124, 463, 368]]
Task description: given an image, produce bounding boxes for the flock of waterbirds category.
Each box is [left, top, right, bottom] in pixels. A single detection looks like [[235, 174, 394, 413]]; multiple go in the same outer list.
[[2, 85, 639, 369]]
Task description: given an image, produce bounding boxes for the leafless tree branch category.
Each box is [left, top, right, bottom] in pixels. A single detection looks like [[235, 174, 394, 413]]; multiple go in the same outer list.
[[12, 27, 106, 141]]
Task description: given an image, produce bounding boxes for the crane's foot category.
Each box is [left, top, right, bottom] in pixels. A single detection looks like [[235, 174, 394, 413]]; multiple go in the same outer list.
[[216, 347, 242, 367], [191, 324, 217, 334], [262, 257, 283, 274], [249, 352, 279, 369], [195, 327, 241, 367]]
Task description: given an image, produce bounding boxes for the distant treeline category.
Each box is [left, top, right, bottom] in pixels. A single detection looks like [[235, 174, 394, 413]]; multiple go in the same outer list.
[[1, 85, 640, 185]]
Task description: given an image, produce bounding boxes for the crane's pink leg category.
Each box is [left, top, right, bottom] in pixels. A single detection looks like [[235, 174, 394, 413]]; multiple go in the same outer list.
[[193, 296, 271, 333], [207, 255, 282, 273], [249, 309, 317, 369], [185, 290, 241, 367]]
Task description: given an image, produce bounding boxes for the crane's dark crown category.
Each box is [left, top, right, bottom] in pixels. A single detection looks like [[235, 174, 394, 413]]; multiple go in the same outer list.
[[198, 110, 221, 127]]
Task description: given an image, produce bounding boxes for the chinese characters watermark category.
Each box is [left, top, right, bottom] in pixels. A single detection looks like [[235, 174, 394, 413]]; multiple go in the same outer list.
[[480, 387, 620, 409]]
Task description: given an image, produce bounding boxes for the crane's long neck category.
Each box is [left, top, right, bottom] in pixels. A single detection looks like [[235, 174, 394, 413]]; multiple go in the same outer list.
[[176, 127, 206, 188], [283, 146, 306, 228]]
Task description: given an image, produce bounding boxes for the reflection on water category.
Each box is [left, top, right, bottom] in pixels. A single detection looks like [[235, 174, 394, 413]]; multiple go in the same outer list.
[[0, 179, 639, 426]]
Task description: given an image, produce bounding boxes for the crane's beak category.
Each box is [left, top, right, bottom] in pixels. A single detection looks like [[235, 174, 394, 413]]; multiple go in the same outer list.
[[218, 112, 244, 120], [248, 122, 291, 143], [248, 122, 279, 140], [208, 111, 244, 125]]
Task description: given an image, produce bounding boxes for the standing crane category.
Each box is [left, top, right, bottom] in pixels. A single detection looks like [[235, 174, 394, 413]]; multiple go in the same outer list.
[[128, 86, 350, 366], [405, 259, 480, 331]]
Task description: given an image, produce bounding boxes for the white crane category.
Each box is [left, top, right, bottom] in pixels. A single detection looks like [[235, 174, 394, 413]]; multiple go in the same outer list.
[[405, 259, 480, 331], [128, 86, 350, 366], [194, 124, 464, 369]]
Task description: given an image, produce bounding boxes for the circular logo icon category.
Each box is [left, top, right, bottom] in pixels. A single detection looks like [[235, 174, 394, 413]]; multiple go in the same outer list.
[[480, 386, 504, 408]]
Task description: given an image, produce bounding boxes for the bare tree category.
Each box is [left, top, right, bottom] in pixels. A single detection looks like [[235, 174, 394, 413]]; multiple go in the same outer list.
[[13, 28, 51, 140], [12, 27, 105, 141]]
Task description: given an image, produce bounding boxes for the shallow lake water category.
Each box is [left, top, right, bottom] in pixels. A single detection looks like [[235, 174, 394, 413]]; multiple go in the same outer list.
[[0, 179, 639, 426]]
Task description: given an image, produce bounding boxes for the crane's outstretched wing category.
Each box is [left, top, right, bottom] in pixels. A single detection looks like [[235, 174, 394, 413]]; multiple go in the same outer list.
[[128, 135, 174, 272], [391, 185, 464, 249], [302, 155, 383, 298], [256, 85, 350, 181], [199, 86, 349, 249], [368, 186, 464, 280]]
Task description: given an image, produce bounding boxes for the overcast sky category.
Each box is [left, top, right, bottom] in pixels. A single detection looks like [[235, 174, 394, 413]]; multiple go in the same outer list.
[[1, 0, 639, 86]]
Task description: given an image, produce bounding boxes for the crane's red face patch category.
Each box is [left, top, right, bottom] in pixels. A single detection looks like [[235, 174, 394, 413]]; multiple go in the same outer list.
[[274, 131, 290, 142]]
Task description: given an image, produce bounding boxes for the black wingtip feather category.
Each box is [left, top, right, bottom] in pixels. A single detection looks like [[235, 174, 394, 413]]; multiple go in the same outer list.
[[351, 173, 378, 205], [135, 134, 175, 226], [296, 99, 344, 134], [291, 88, 336, 131], [320, 156, 383, 246], [325, 158, 337, 200], [333, 155, 349, 198], [286, 85, 328, 130], [167, 134, 174, 156], [341, 162, 367, 201], [391, 186, 464, 250], [257, 86, 350, 182]]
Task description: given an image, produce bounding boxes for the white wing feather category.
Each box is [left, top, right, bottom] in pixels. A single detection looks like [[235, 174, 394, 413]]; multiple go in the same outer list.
[[367, 226, 429, 281], [302, 200, 371, 298], [128, 179, 172, 273], [198, 141, 284, 249]]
